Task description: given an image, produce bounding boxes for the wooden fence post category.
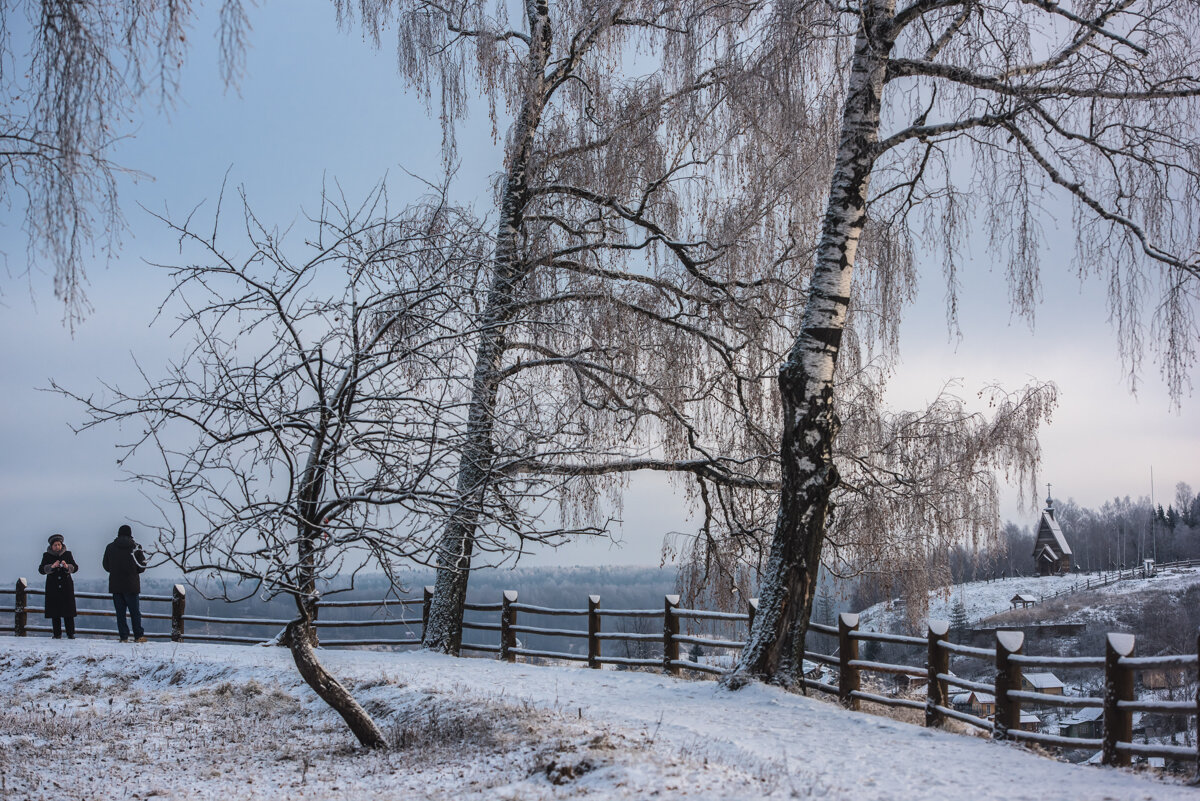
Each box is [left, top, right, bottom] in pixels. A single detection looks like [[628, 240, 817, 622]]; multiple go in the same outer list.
[[421, 586, 433, 636], [1194, 627, 1199, 780], [663, 595, 681, 676], [14, 578, 27, 637], [500, 590, 518, 663], [838, 612, 860, 710], [926, 620, 950, 728], [994, 630, 1024, 741], [587, 595, 601, 669], [1103, 632, 1136, 766], [171, 584, 186, 642], [307, 595, 320, 647]]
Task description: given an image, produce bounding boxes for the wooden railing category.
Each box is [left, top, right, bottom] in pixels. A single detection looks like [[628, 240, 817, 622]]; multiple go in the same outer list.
[[0, 578, 426, 646], [2, 578, 1197, 773], [1036, 558, 1200, 604], [818, 613, 1198, 771]]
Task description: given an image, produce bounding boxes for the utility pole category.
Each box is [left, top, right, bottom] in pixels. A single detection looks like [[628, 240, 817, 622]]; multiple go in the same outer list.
[[1149, 466, 1158, 562]]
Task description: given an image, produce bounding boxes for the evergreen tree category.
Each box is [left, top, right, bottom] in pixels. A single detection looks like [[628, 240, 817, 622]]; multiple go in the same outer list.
[[949, 598, 971, 639], [1166, 506, 1181, 530], [814, 588, 834, 627]]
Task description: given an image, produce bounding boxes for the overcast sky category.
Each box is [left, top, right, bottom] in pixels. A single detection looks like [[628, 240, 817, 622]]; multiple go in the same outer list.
[[1, 3, 1195, 583]]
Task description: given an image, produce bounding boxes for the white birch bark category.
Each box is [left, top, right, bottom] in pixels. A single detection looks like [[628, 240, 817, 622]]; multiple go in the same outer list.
[[726, 0, 896, 688], [423, 0, 553, 654]]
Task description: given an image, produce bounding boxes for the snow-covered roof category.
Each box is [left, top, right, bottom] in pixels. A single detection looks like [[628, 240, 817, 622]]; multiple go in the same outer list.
[[1023, 672, 1064, 690], [1020, 712, 1041, 724], [1062, 707, 1104, 725], [1035, 542, 1059, 562], [940, 690, 993, 707], [1035, 509, 1072, 556], [1011, 594, 1037, 603]]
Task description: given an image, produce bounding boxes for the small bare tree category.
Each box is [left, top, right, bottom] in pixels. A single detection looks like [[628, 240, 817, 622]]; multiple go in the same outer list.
[[54, 183, 491, 748]]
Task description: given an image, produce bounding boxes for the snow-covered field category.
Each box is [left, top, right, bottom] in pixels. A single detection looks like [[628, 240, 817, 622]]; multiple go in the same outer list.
[[1, 636, 1194, 800], [859, 565, 1200, 630]]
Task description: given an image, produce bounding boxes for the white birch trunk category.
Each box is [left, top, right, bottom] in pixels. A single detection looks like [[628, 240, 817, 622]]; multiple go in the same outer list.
[[423, 0, 553, 654], [726, 0, 895, 688]]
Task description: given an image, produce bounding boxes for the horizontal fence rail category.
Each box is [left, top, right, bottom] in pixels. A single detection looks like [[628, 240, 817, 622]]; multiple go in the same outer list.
[[3, 576, 1198, 775]]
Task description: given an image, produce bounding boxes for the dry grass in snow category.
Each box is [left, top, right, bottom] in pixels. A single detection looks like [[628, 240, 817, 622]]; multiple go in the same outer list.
[[0, 643, 791, 800], [0, 636, 1194, 800]]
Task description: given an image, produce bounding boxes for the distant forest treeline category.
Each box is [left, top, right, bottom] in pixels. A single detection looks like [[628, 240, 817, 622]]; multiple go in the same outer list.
[[963, 484, 1200, 579], [844, 485, 1200, 613], [27, 485, 1198, 649]]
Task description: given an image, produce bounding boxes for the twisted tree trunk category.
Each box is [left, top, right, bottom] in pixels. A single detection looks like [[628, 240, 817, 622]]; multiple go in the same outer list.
[[726, 0, 895, 688], [284, 412, 384, 747], [284, 615, 387, 749]]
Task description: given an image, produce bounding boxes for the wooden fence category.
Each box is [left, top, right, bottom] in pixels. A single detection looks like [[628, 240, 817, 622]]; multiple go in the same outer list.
[[3, 578, 1197, 773], [1035, 558, 1200, 604], [824, 614, 1199, 772]]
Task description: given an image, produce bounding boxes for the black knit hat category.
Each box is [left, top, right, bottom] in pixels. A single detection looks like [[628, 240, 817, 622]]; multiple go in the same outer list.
[[48, 534, 64, 546], [118, 524, 132, 538]]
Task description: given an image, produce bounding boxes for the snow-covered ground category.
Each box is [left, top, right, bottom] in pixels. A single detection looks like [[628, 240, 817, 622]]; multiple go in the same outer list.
[[1, 636, 1194, 800], [859, 565, 1200, 631]]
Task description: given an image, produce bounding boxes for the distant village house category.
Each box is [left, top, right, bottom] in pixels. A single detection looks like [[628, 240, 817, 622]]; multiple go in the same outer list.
[[1017, 712, 1042, 733], [1059, 708, 1103, 739], [951, 690, 996, 717], [1020, 672, 1065, 696], [1141, 665, 1187, 690]]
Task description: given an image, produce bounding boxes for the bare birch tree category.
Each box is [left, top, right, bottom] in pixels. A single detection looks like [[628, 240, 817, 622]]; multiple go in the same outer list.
[[337, 0, 825, 654], [726, 0, 1200, 687], [53, 184, 492, 747], [0, 0, 248, 324]]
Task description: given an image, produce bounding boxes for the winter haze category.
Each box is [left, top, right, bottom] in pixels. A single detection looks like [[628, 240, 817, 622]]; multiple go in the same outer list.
[[0, 2, 1196, 583]]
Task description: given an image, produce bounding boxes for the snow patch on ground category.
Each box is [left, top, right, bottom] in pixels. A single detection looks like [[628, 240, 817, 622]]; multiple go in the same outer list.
[[1, 636, 1194, 799]]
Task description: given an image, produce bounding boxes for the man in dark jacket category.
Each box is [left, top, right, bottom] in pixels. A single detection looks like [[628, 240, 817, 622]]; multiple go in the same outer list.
[[102, 524, 148, 642]]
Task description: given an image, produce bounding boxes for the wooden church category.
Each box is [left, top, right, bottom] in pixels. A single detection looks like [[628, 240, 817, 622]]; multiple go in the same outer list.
[[1032, 489, 1072, 576]]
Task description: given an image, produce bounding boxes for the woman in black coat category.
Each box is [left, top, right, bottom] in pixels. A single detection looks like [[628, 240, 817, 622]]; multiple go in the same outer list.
[[39, 534, 79, 639]]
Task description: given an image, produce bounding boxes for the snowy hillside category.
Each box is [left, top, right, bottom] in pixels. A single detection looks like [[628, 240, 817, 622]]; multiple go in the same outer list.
[[1, 637, 1194, 800], [859, 565, 1200, 631]]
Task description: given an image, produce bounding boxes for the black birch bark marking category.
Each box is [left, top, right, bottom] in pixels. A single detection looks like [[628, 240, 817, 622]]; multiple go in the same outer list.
[[727, 0, 896, 688]]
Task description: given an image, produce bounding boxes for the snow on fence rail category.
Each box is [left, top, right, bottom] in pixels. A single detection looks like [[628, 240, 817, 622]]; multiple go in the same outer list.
[[3, 578, 1198, 773]]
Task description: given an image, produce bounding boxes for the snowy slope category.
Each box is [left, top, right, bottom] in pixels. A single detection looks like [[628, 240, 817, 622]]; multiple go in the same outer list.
[[859, 565, 1200, 631], [1, 636, 1193, 800]]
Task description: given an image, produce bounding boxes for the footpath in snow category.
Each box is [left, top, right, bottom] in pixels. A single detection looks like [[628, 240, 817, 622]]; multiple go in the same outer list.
[[0, 636, 1193, 800]]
